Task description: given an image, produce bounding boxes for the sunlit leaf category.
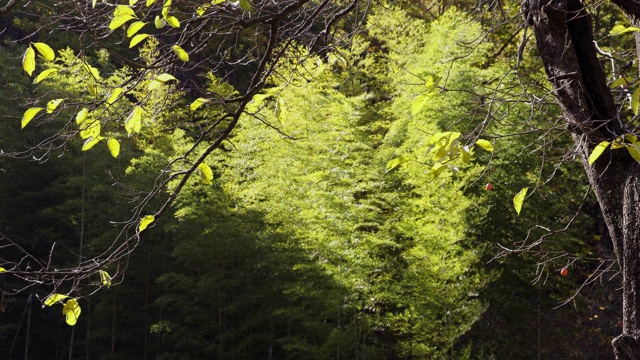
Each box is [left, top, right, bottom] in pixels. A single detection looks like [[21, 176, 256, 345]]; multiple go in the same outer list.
[[33, 42, 55, 61], [23, 47, 35, 76], [212, 0, 225, 4], [98, 270, 112, 287], [82, 136, 103, 151], [513, 187, 528, 215], [155, 73, 177, 82], [80, 119, 101, 139], [129, 33, 151, 48], [475, 139, 493, 152], [21, 107, 43, 129], [588, 141, 610, 165], [190, 98, 210, 111], [107, 138, 120, 158], [154, 16, 166, 29], [106, 88, 123, 104], [114, 4, 135, 16], [171, 45, 189, 62], [610, 24, 640, 36], [109, 15, 136, 30], [62, 299, 81, 326], [460, 145, 471, 163], [33, 68, 58, 84], [46, 99, 64, 113], [162, 0, 172, 17], [76, 108, 89, 125], [138, 215, 155, 232], [633, 87, 640, 115], [129, 0, 139, 5], [44, 294, 69, 306], [385, 156, 411, 172], [612, 139, 625, 149], [125, 106, 143, 134], [275, 97, 287, 123], [238, 0, 251, 11], [92, 0, 97, 8], [148, 80, 163, 91], [625, 134, 638, 144], [0, 267, 5, 272], [411, 93, 430, 116], [146, 0, 157, 6], [83, 62, 101, 79], [430, 162, 446, 178], [126, 21, 146, 37], [165, 16, 180, 28], [627, 144, 640, 163], [196, 4, 210, 15], [198, 163, 214, 185]]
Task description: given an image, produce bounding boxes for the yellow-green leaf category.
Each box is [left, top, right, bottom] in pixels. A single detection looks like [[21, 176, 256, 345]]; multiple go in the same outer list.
[[275, 97, 287, 123], [385, 155, 411, 172], [114, 4, 135, 16], [62, 298, 81, 326], [129, 0, 139, 5], [82, 136, 103, 151], [126, 21, 146, 37], [212, 0, 225, 4], [79, 119, 101, 139], [610, 24, 640, 36], [190, 98, 210, 111], [46, 99, 64, 113], [430, 162, 446, 178], [154, 16, 166, 29], [475, 139, 494, 152], [155, 73, 177, 82], [460, 145, 471, 163], [125, 106, 143, 134], [148, 80, 163, 91], [107, 138, 120, 158], [198, 163, 214, 185], [411, 93, 430, 116], [627, 144, 640, 163], [0, 267, 5, 273], [588, 141, 610, 165], [513, 187, 528, 215], [33, 42, 55, 61], [92, 0, 97, 8], [165, 15, 180, 28], [76, 108, 89, 125], [633, 87, 640, 115], [146, 0, 157, 6], [238, 0, 251, 11], [23, 47, 36, 76], [129, 33, 151, 48], [98, 270, 112, 287], [171, 45, 189, 62], [162, 0, 172, 16], [21, 107, 43, 129], [106, 88, 123, 104], [33, 68, 58, 84], [610, 77, 628, 89], [196, 3, 210, 16], [625, 134, 638, 144], [109, 14, 137, 30], [44, 294, 69, 306], [138, 215, 155, 232]]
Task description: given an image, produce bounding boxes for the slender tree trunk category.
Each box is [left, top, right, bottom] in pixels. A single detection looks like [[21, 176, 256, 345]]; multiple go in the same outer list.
[[521, 1, 640, 358]]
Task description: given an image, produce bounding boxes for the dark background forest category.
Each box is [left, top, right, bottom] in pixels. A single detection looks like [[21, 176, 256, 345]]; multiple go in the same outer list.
[[0, 0, 630, 359]]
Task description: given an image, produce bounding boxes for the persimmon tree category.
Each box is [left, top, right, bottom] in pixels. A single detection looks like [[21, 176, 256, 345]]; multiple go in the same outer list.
[[0, 0, 367, 315], [522, 1, 640, 358]]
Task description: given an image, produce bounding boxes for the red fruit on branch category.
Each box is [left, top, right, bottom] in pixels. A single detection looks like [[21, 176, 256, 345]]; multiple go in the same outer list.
[[560, 268, 568, 276], [485, 182, 493, 191]]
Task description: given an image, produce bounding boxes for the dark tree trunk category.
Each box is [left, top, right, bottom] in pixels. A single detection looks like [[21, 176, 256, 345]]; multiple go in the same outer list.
[[522, 1, 640, 358]]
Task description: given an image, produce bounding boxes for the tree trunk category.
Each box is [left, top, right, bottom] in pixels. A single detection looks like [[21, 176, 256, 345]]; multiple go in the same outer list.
[[522, 1, 640, 358]]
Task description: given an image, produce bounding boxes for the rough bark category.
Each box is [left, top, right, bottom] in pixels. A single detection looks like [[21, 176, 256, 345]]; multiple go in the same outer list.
[[522, 1, 640, 358]]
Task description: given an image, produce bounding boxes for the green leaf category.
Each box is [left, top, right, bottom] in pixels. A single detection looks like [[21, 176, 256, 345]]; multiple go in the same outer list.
[[148, 80, 163, 91], [154, 16, 166, 29], [610, 24, 640, 36], [129, 33, 151, 48], [98, 270, 112, 287], [107, 138, 120, 158], [475, 139, 494, 152], [106, 88, 123, 104], [632, 87, 640, 115], [21, 107, 44, 129], [155, 73, 177, 82], [82, 136, 103, 151], [171, 45, 189, 62], [146, 0, 156, 6], [212, 0, 225, 4], [625, 134, 638, 144], [138, 215, 155, 232], [33, 68, 58, 84], [79, 119, 101, 139], [196, 3, 210, 16], [23, 47, 35, 76], [0, 267, 5, 273], [459, 145, 471, 163], [610, 77, 628, 89], [430, 162, 446, 178], [198, 163, 214, 185], [125, 106, 143, 134], [62, 298, 81, 326], [109, 15, 136, 30], [238, 0, 251, 11], [126, 21, 147, 37], [76, 108, 89, 125], [411, 93, 430, 116], [513, 187, 528, 215], [114, 4, 135, 16], [190, 98, 210, 111], [627, 143, 640, 163], [33, 42, 55, 61], [165, 15, 180, 28], [44, 294, 69, 306], [130, 0, 139, 5], [162, 0, 171, 17], [385, 155, 411, 172], [588, 141, 610, 165], [46, 99, 64, 113]]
